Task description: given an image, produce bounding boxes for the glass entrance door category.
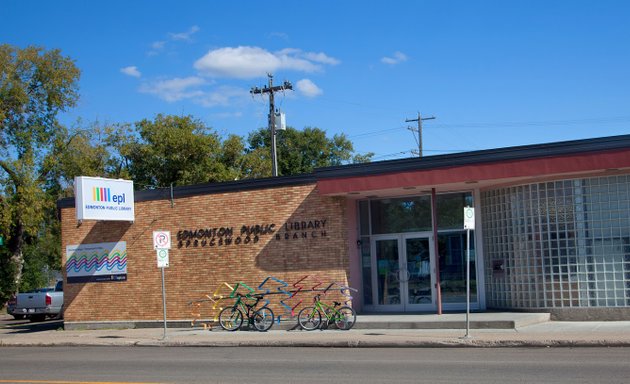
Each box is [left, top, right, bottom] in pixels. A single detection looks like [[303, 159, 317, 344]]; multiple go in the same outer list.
[[402, 236, 435, 310], [370, 234, 435, 311], [373, 237, 402, 308]]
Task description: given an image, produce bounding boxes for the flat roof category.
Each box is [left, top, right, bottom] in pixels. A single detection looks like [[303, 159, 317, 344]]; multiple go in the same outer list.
[[314, 134, 630, 179], [58, 134, 630, 208]]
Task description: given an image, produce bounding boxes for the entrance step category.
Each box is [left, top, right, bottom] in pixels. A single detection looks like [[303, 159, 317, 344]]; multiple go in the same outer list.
[[64, 312, 551, 331], [352, 312, 551, 330]]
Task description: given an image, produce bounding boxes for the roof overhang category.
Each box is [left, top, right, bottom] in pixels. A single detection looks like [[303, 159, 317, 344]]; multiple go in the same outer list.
[[315, 135, 630, 197]]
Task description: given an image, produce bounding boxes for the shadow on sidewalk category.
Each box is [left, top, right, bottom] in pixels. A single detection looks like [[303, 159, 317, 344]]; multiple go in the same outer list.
[[1, 316, 64, 334]]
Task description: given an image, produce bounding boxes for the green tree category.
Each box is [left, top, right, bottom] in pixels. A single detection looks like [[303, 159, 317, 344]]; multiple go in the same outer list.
[[241, 147, 272, 179], [246, 126, 372, 176], [43, 121, 117, 199], [218, 134, 247, 181], [0, 45, 80, 299], [119, 114, 228, 188]]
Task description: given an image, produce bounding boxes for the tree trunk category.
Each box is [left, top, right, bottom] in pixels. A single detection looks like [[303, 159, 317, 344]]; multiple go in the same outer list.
[[9, 221, 25, 291]]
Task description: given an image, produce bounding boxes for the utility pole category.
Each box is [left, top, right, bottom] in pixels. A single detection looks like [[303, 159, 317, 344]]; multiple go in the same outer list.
[[250, 74, 293, 176], [405, 113, 435, 157]]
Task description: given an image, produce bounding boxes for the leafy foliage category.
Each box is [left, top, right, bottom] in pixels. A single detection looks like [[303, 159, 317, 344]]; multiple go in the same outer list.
[[246, 126, 369, 176], [0, 44, 80, 301], [117, 114, 228, 188]]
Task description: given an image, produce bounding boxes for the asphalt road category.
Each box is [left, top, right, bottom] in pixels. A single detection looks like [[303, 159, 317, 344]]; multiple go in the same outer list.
[[0, 346, 628, 384]]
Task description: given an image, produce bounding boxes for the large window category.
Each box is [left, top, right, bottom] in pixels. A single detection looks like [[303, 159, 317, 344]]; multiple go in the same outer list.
[[482, 175, 630, 309], [370, 196, 432, 234], [439, 232, 477, 303]]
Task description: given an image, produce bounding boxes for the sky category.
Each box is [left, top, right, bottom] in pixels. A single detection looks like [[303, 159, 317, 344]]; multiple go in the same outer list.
[[2, 1, 630, 161]]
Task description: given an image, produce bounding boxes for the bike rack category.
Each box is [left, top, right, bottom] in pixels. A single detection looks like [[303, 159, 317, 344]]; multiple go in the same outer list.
[[188, 274, 357, 330]]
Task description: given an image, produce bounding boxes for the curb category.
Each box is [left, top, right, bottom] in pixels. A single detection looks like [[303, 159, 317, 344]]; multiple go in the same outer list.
[[2, 339, 630, 348], [133, 339, 630, 348]]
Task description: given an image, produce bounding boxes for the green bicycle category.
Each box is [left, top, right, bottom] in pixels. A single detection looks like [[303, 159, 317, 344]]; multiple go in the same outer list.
[[218, 293, 274, 332], [297, 294, 356, 331]]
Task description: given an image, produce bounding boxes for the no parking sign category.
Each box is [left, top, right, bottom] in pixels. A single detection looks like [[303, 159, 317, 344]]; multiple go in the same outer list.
[[153, 231, 171, 249]]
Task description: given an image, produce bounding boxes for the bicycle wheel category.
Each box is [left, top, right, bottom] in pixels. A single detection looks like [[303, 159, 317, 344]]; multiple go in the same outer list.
[[252, 307, 274, 332], [334, 306, 356, 330], [297, 306, 322, 331], [218, 307, 243, 331]]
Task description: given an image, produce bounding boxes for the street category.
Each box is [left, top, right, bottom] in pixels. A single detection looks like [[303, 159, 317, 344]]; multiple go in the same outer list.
[[0, 346, 628, 384]]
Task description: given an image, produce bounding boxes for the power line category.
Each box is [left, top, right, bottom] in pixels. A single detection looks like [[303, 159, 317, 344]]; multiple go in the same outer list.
[[433, 115, 630, 129], [370, 148, 470, 160], [347, 126, 407, 139], [348, 115, 630, 140]]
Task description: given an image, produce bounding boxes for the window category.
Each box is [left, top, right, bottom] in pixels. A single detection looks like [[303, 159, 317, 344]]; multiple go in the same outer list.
[[482, 175, 630, 309]]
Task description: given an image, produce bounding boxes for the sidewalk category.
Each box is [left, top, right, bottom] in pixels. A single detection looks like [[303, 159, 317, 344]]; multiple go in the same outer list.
[[2, 314, 630, 348]]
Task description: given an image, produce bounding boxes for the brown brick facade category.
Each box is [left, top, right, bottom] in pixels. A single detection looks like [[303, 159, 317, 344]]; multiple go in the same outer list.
[[60, 183, 350, 323]]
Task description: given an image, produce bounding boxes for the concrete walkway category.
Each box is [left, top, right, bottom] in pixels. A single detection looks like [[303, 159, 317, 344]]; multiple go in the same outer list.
[[1, 313, 629, 348]]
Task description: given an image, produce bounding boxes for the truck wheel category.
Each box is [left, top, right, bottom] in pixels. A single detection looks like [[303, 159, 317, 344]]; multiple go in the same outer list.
[[12, 314, 25, 320]]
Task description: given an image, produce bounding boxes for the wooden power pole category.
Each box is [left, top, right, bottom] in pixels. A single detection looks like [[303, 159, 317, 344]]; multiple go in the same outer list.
[[250, 74, 293, 176], [405, 113, 435, 157]]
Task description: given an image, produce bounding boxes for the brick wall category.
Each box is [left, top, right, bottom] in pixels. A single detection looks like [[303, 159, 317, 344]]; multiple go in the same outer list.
[[60, 183, 350, 322]]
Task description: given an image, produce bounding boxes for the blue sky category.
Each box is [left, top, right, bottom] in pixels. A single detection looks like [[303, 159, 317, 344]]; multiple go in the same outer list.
[[3, 1, 629, 160]]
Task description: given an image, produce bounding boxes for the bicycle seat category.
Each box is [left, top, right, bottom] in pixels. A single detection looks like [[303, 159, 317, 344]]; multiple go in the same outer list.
[[333, 301, 341, 306]]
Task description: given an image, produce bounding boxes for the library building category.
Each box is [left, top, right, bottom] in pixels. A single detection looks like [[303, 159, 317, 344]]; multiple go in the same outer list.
[[59, 134, 630, 327]]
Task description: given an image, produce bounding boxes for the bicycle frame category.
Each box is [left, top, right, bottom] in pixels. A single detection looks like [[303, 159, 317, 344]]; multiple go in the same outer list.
[[313, 299, 341, 322], [219, 293, 275, 331], [297, 294, 356, 330]]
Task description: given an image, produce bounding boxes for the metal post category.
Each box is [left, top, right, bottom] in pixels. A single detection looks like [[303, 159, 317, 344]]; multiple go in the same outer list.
[[464, 228, 471, 338], [161, 267, 167, 340], [431, 188, 442, 315]]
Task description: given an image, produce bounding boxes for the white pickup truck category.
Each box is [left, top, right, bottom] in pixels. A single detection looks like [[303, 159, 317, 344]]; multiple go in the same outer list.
[[8, 280, 63, 321]]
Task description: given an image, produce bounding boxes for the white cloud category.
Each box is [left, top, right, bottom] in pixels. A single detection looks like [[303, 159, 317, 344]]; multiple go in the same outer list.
[[381, 51, 408, 65], [268, 32, 289, 41], [169, 25, 200, 41], [152, 41, 166, 50], [196, 86, 250, 108], [302, 52, 340, 65], [296, 79, 323, 97], [139, 76, 206, 102], [149, 25, 200, 55], [120, 66, 141, 78], [139, 77, 249, 108], [195, 47, 280, 78], [194, 46, 340, 79]]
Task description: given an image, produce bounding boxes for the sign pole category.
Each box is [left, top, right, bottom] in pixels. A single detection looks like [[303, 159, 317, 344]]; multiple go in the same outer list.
[[462, 206, 474, 340], [161, 266, 167, 340], [465, 227, 471, 338], [153, 231, 171, 341]]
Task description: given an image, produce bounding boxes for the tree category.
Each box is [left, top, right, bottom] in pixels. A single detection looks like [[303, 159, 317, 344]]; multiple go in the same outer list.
[[118, 114, 228, 189], [0, 45, 80, 299], [246, 126, 372, 176], [218, 134, 247, 181]]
